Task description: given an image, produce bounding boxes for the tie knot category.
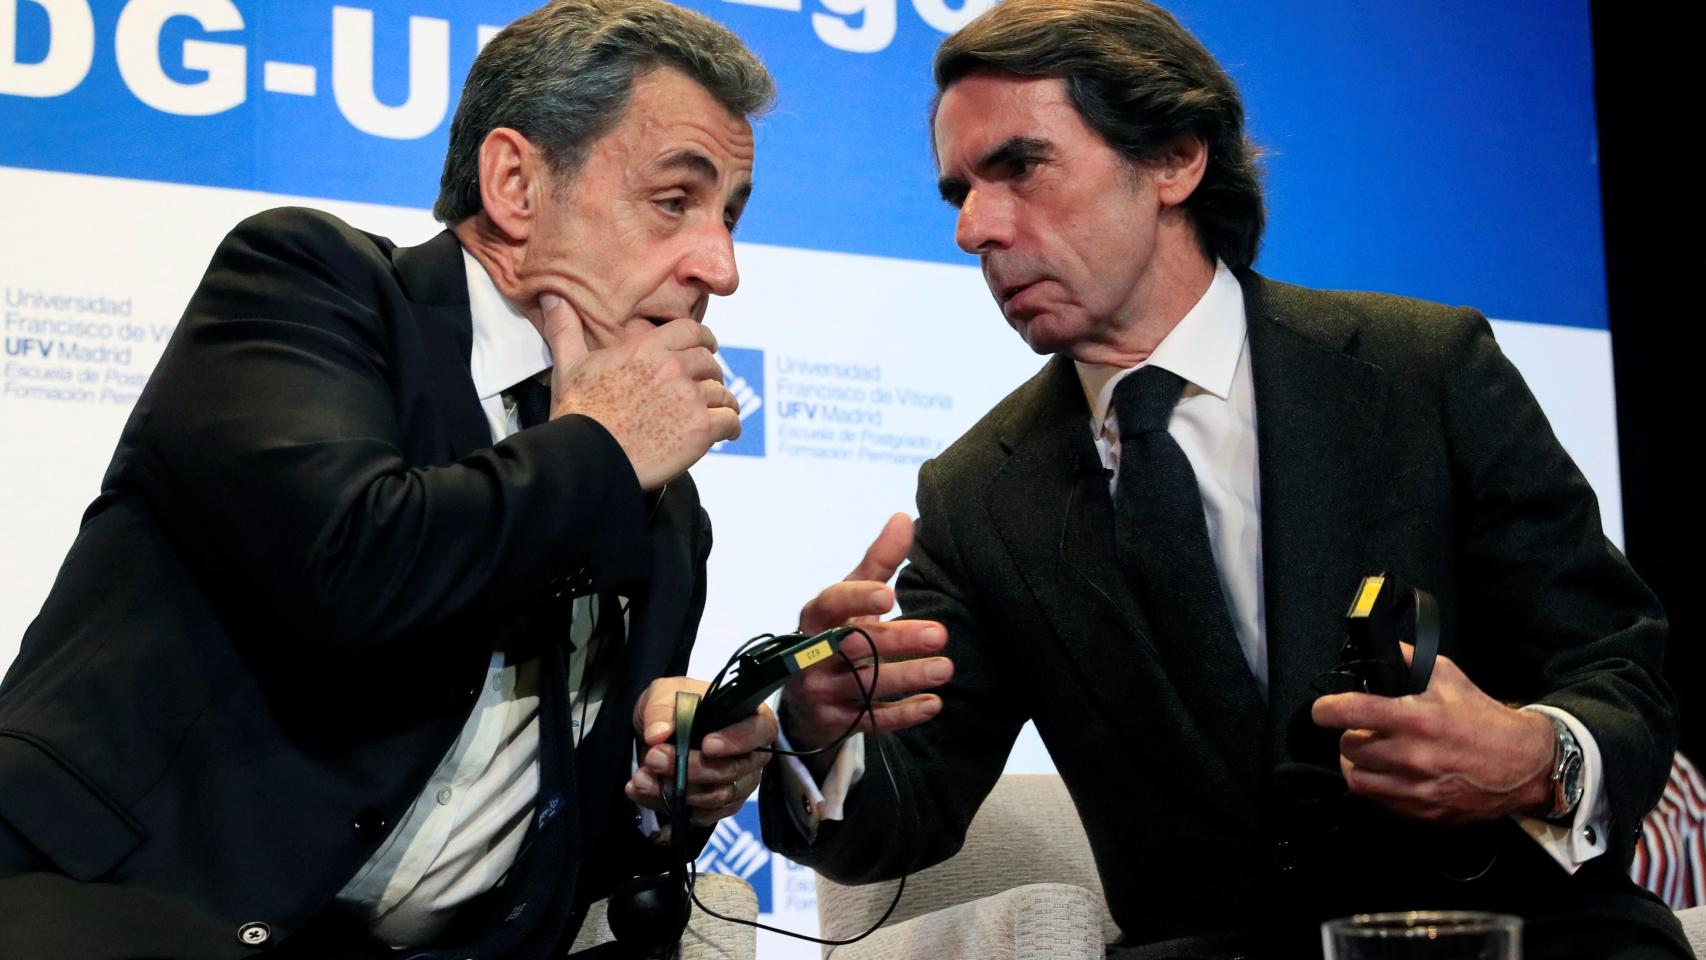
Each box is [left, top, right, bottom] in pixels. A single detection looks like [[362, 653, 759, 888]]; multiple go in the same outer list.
[[1111, 365, 1187, 437], [505, 374, 551, 431]]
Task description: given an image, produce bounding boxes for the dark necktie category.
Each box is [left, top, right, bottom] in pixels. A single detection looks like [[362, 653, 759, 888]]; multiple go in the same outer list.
[[1111, 366, 1263, 781], [497, 373, 557, 663], [505, 374, 551, 430]]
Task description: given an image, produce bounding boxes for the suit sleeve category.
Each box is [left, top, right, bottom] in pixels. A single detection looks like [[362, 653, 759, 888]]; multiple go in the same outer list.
[[122, 208, 649, 652], [760, 457, 1030, 882], [1439, 312, 1674, 861]]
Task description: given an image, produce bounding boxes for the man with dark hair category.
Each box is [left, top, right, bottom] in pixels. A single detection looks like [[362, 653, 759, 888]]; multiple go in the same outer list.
[[0, 2, 776, 957], [764, 0, 1688, 956]]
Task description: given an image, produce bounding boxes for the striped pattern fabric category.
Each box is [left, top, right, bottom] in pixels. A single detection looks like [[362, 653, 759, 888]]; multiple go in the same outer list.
[[1633, 753, 1706, 910]]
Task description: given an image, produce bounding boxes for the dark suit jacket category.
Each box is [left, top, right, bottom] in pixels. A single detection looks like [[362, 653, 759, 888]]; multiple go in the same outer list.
[[0, 208, 710, 959], [763, 273, 1683, 954]]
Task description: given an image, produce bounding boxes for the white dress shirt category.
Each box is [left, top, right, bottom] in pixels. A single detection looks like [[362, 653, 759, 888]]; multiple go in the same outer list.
[[784, 262, 1609, 872], [336, 250, 622, 945]]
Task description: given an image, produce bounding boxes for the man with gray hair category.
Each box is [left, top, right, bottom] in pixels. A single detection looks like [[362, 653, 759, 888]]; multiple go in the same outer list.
[[0, 2, 775, 957], [766, 0, 1689, 956]]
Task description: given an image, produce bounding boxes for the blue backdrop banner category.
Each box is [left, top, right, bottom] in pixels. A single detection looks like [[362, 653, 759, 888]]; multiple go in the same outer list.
[[3, 0, 1606, 328]]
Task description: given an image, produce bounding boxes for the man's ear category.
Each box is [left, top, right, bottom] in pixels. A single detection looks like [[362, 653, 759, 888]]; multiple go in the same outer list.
[[477, 127, 546, 241], [1153, 134, 1208, 208]]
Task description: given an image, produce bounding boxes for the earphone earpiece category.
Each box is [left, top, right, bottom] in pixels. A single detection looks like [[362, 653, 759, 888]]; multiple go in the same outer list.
[[606, 867, 690, 959]]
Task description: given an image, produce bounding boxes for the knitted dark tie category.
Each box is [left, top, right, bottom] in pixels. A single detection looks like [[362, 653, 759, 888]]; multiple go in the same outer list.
[[506, 374, 551, 430], [1111, 366, 1262, 775]]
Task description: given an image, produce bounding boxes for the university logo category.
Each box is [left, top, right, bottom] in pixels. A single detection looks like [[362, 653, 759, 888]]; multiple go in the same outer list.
[[695, 800, 773, 914], [710, 346, 764, 458]]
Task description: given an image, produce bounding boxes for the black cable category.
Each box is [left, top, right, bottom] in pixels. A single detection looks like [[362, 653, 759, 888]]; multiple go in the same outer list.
[[684, 743, 911, 946], [655, 629, 863, 824], [686, 859, 906, 946], [678, 625, 912, 946], [758, 638, 881, 759]]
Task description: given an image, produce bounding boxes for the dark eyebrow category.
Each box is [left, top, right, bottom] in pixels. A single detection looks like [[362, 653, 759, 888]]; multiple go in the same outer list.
[[658, 149, 720, 184], [980, 136, 1052, 173], [937, 136, 1052, 205], [658, 149, 752, 218]]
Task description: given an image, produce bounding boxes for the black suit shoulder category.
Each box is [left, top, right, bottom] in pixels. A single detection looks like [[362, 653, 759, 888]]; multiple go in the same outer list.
[[233, 204, 393, 246], [172, 207, 414, 358], [1255, 277, 1575, 456], [1254, 274, 1492, 365], [219, 206, 399, 277]]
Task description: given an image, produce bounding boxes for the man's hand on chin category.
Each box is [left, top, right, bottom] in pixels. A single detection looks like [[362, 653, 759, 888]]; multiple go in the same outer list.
[[534, 293, 741, 490], [1312, 644, 1556, 825]]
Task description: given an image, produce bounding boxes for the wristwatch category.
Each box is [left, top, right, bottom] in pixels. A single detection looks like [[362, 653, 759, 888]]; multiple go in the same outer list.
[[1544, 715, 1585, 822]]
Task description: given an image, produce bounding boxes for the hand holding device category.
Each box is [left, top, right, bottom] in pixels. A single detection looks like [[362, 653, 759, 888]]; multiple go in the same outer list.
[[626, 676, 773, 828], [1317, 574, 1439, 697], [1310, 576, 1559, 825], [690, 629, 846, 745], [781, 513, 951, 755]]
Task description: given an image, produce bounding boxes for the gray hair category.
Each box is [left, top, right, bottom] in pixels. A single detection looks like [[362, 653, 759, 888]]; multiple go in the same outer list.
[[433, 0, 775, 224]]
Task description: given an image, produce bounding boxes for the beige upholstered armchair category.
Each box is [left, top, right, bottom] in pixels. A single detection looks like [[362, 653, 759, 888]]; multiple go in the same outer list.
[[814, 775, 1110, 959], [569, 873, 759, 960], [812, 773, 1706, 960]]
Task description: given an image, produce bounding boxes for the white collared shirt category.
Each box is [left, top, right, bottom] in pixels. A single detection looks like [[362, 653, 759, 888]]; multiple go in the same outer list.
[[1075, 261, 1266, 689], [785, 262, 1609, 872]]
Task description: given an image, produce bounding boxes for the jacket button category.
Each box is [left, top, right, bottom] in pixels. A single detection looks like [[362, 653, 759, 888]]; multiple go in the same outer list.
[[354, 810, 389, 840], [237, 922, 271, 947]]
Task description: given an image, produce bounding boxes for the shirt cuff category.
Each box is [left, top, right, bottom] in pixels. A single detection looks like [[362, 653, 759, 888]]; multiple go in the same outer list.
[[775, 726, 865, 843], [1513, 704, 1609, 873]]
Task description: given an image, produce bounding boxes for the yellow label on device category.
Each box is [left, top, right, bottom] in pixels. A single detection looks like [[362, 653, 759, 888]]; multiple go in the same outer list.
[[1350, 575, 1386, 618], [792, 640, 834, 670]]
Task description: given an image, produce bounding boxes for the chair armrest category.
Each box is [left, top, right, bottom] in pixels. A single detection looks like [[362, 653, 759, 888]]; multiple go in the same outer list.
[[681, 873, 759, 960], [1675, 905, 1706, 958], [825, 882, 1103, 960]]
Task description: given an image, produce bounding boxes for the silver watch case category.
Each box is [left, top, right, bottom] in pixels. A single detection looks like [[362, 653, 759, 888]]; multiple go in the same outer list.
[[1547, 715, 1585, 821]]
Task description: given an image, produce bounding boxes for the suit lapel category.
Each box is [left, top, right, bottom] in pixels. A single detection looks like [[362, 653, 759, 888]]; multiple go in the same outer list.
[[392, 229, 491, 460], [1241, 275, 1393, 764], [984, 356, 1249, 812]]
